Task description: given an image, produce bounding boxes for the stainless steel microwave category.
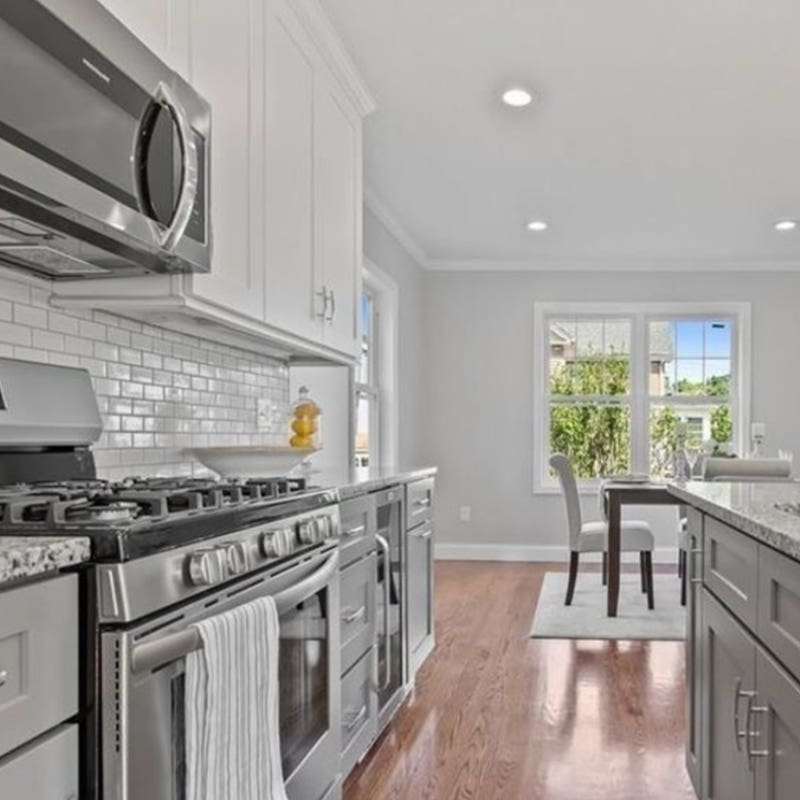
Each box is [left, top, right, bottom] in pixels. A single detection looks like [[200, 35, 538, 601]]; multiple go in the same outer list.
[[0, 0, 211, 279]]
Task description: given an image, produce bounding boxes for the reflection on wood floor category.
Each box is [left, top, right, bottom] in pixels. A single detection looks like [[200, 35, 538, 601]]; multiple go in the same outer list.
[[343, 560, 695, 800]]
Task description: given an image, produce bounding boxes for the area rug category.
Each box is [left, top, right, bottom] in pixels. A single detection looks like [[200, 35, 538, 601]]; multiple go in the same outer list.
[[529, 572, 685, 641]]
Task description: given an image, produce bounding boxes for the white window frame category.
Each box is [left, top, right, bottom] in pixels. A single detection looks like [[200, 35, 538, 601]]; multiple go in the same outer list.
[[533, 301, 751, 494], [353, 261, 399, 467]]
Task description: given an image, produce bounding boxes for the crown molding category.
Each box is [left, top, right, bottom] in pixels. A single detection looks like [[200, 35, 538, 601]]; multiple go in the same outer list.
[[425, 256, 800, 273], [363, 186, 430, 268], [289, 0, 376, 117]]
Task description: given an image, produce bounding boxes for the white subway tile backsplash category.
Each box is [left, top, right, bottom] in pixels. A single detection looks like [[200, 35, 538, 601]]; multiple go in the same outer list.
[[0, 270, 289, 479]]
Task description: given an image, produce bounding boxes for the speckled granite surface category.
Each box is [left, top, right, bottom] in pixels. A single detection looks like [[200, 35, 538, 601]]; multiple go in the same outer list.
[[668, 480, 800, 561], [0, 536, 91, 587], [311, 466, 437, 501]]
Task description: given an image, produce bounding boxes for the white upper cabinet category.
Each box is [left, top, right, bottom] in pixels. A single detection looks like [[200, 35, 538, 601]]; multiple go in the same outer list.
[[56, 0, 373, 362], [313, 76, 362, 355], [181, 0, 265, 320], [263, 0, 318, 341]]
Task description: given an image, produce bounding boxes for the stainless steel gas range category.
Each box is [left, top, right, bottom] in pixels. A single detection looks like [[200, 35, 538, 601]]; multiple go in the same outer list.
[[0, 358, 343, 800]]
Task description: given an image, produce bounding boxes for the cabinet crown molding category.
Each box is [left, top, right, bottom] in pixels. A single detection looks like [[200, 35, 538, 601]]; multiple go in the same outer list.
[[287, 0, 376, 117]]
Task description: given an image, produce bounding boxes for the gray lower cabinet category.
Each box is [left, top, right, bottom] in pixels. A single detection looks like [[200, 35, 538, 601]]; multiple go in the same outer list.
[[701, 588, 756, 800], [406, 517, 434, 677], [688, 506, 800, 800], [0, 724, 79, 798]]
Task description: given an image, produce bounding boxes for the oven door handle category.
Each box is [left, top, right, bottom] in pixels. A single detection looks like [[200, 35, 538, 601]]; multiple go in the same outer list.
[[129, 549, 339, 675]]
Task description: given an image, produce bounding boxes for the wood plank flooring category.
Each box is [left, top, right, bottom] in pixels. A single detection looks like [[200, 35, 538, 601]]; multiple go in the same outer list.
[[343, 561, 696, 800]]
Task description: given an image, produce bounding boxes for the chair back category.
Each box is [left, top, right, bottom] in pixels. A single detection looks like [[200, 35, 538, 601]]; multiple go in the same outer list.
[[703, 457, 792, 482], [549, 454, 583, 550]]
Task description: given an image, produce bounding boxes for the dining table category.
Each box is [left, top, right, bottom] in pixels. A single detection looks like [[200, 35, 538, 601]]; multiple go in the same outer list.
[[602, 480, 682, 617]]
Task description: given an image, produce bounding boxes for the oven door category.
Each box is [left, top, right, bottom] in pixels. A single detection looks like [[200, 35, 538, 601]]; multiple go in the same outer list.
[[100, 546, 341, 800], [0, 0, 209, 275]]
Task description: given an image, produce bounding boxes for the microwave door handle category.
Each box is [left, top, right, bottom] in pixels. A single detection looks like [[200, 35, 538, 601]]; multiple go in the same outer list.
[[129, 549, 339, 675], [136, 81, 198, 252]]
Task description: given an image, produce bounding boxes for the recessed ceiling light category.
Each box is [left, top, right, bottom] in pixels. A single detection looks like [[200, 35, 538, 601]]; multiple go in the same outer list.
[[526, 220, 548, 232], [775, 220, 797, 231], [502, 87, 533, 107]]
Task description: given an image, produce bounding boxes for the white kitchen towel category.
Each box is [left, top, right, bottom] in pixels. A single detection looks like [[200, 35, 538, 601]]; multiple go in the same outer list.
[[185, 596, 288, 800]]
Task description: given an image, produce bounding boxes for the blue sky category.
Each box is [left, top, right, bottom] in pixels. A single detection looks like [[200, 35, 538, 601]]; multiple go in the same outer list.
[[662, 320, 731, 386]]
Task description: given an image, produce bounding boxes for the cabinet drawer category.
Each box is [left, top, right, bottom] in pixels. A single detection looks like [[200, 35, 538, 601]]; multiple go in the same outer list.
[[340, 552, 376, 674], [339, 494, 376, 567], [340, 649, 376, 776], [758, 544, 800, 678], [0, 724, 78, 797], [704, 515, 759, 630], [406, 478, 434, 530], [0, 575, 78, 756]]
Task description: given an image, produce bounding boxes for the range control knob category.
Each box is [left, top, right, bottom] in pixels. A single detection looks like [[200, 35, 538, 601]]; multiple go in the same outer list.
[[316, 515, 333, 540], [298, 519, 317, 545], [186, 548, 226, 586], [261, 527, 295, 559], [224, 542, 250, 576]]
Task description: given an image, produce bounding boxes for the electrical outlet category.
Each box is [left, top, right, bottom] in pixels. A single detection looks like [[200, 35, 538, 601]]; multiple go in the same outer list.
[[256, 398, 273, 432], [459, 505, 471, 522]]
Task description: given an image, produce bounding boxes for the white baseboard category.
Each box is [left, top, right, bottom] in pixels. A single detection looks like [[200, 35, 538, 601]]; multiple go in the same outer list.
[[434, 543, 679, 564]]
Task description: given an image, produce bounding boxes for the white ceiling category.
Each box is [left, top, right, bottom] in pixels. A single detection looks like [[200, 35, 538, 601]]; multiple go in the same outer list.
[[320, 0, 800, 270]]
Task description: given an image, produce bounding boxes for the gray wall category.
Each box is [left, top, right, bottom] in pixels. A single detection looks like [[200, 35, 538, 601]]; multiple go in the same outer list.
[[422, 269, 800, 558], [363, 206, 427, 466]]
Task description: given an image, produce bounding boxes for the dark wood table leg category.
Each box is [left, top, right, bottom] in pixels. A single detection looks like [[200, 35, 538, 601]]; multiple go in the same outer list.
[[607, 491, 621, 617]]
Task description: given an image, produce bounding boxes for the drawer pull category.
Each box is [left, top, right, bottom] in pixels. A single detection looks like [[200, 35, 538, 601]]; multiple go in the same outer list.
[[342, 605, 366, 624], [344, 705, 368, 731], [411, 528, 432, 539], [343, 525, 366, 538], [0, 669, 7, 687], [414, 498, 431, 508]]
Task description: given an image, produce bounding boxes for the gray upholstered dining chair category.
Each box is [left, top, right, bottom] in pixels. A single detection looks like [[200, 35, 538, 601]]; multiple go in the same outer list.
[[550, 454, 656, 609], [677, 457, 793, 604]]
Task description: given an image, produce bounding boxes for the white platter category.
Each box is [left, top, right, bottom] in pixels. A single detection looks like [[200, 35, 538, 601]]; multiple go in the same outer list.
[[185, 446, 317, 478]]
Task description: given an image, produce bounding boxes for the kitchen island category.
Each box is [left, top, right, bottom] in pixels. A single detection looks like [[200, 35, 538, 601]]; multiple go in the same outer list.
[[668, 480, 800, 800]]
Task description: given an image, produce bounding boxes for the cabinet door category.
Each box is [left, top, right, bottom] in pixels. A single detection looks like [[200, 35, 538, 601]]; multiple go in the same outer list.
[[754, 648, 800, 800], [97, 0, 172, 63], [314, 76, 361, 357], [407, 521, 434, 676], [686, 508, 704, 794], [263, 0, 321, 341], [183, 0, 265, 319], [702, 588, 757, 800]]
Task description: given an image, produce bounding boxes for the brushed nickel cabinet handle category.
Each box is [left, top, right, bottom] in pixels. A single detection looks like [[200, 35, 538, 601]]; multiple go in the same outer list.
[[733, 679, 756, 751], [343, 525, 365, 538], [316, 286, 329, 319], [326, 289, 336, 324], [745, 695, 769, 768], [342, 605, 366, 624]]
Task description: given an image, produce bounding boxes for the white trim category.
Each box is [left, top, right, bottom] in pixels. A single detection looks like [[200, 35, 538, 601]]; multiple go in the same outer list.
[[435, 543, 680, 564], [362, 259, 399, 466], [363, 186, 430, 269], [426, 257, 800, 273], [533, 301, 752, 494]]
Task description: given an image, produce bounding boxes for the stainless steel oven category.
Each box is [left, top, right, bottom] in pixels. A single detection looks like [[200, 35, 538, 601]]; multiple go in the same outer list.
[[99, 542, 342, 800], [0, 0, 211, 278]]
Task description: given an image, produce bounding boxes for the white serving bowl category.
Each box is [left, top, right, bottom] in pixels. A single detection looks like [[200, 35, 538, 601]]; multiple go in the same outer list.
[[185, 446, 317, 478]]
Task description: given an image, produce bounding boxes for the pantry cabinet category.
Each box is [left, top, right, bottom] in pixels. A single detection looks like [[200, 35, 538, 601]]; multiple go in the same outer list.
[[56, 0, 373, 362]]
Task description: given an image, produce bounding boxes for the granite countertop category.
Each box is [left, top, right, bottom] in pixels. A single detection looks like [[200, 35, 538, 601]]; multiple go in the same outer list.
[[668, 480, 800, 561], [311, 466, 437, 500], [0, 536, 91, 588]]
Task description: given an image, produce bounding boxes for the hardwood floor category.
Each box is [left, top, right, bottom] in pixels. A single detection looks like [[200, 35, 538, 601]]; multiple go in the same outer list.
[[343, 561, 696, 800]]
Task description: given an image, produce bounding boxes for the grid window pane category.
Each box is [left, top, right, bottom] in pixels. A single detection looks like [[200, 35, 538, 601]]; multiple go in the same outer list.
[[705, 359, 731, 396], [355, 392, 371, 468], [550, 403, 631, 479], [674, 359, 705, 395], [649, 402, 732, 476], [705, 321, 731, 358]]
